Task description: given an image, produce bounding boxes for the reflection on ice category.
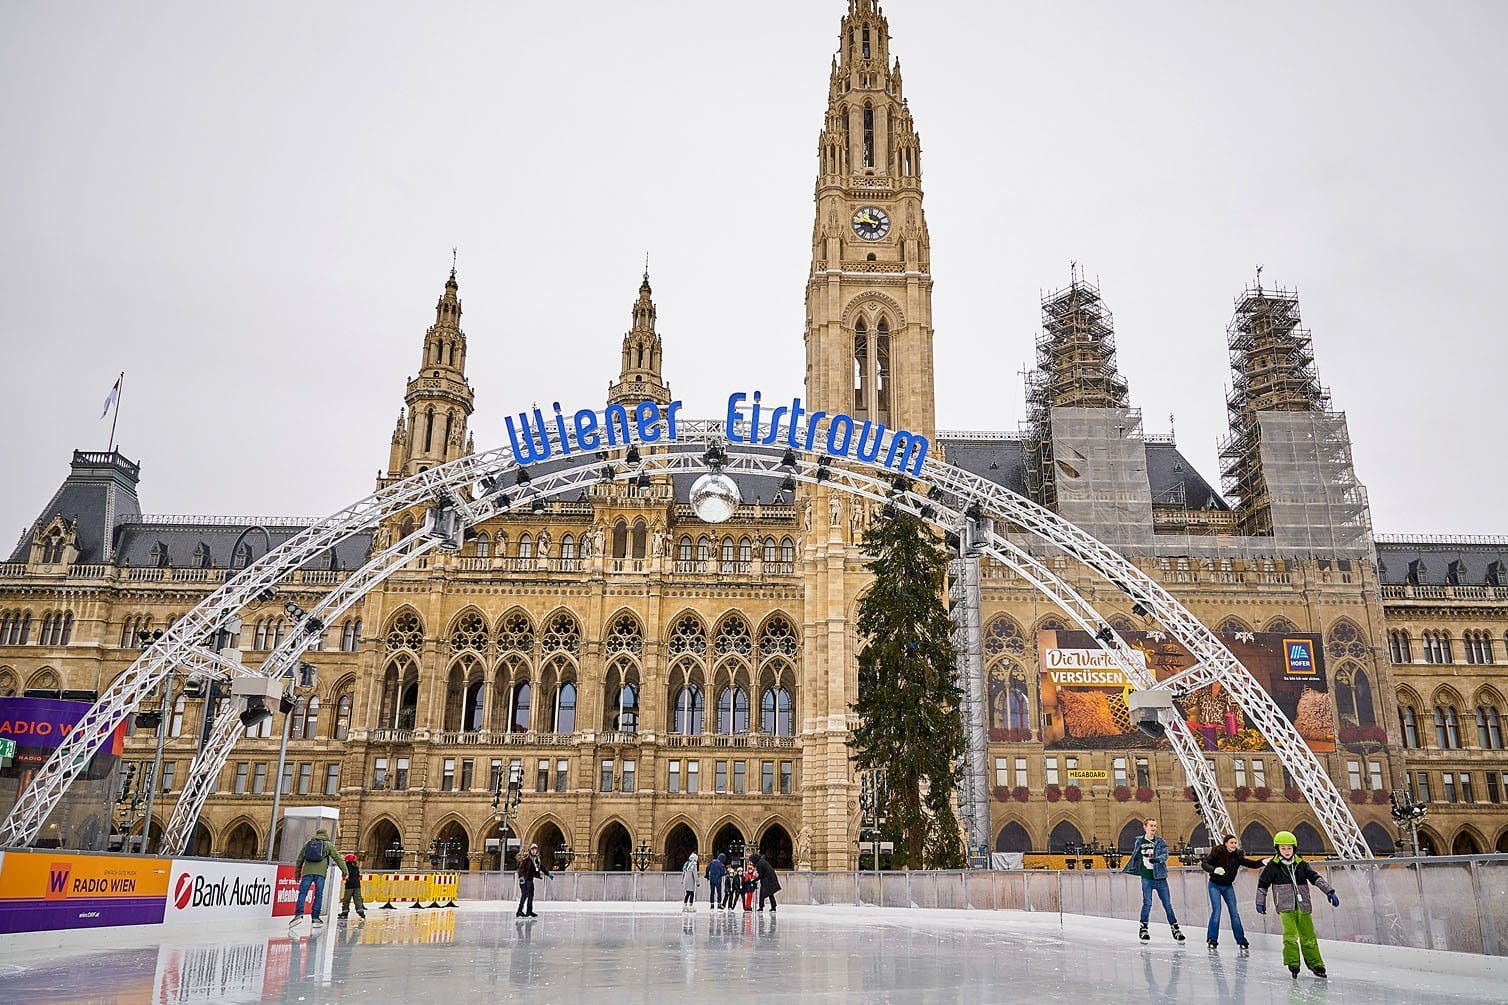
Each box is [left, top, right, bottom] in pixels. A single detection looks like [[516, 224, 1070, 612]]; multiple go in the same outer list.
[[1, 905, 1501, 1004]]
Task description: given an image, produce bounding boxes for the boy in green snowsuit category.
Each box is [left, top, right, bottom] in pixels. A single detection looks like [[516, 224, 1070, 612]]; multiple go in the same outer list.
[[1254, 830, 1339, 979]]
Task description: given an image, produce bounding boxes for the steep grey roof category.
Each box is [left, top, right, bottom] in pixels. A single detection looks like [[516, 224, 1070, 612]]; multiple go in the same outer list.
[[1145, 442, 1229, 511], [112, 519, 373, 571], [10, 451, 142, 564], [1375, 538, 1508, 587]]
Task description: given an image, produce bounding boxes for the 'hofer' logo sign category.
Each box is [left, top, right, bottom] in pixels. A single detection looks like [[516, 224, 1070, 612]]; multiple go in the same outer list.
[[1284, 639, 1316, 676]]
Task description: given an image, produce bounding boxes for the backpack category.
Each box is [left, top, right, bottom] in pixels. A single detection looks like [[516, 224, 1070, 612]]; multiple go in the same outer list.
[[300, 838, 326, 864]]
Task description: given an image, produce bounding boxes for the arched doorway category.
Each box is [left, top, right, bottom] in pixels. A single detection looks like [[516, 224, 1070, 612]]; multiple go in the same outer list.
[[1048, 821, 1083, 854], [711, 822, 747, 867], [664, 822, 698, 871], [432, 819, 469, 871], [366, 818, 403, 870], [994, 822, 1030, 854], [1363, 821, 1397, 856], [189, 822, 212, 857], [1452, 830, 1482, 856], [1293, 822, 1325, 857], [758, 823, 793, 869], [1240, 822, 1272, 854], [224, 821, 258, 860], [1116, 820, 1144, 853], [531, 821, 566, 872], [1496, 829, 1508, 854], [1417, 828, 1440, 857], [597, 821, 631, 872], [1190, 823, 1210, 852]]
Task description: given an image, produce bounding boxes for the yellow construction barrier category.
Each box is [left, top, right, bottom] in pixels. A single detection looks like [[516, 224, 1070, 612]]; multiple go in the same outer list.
[[363, 871, 459, 910]]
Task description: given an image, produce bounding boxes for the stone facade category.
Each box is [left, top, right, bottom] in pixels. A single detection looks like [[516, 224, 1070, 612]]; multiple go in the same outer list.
[[2, 2, 1504, 870]]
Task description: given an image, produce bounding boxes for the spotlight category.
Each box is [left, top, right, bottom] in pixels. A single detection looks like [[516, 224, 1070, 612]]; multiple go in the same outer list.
[[1096, 625, 1116, 644], [891, 475, 911, 495], [297, 662, 318, 689], [531, 494, 546, 513], [278, 693, 296, 715], [882, 502, 898, 518], [626, 444, 641, 465], [702, 443, 726, 469], [927, 485, 945, 502], [284, 601, 306, 620], [135, 710, 162, 730], [965, 501, 984, 521], [515, 467, 532, 487], [496, 492, 513, 510], [815, 457, 830, 484], [480, 475, 498, 495], [944, 531, 961, 550], [256, 587, 278, 603], [779, 474, 796, 493], [779, 449, 797, 470], [239, 697, 271, 729], [1131, 603, 1150, 619], [635, 472, 651, 490], [600, 465, 616, 483], [920, 504, 936, 520], [304, 616, 325, 636]]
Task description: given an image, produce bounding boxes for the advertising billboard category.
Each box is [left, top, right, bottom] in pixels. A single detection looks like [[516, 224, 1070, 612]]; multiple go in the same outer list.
[[0, 850, 169, 933], [0, 695, 126, 778], [1038, 629, 1334, 754], [166, 859, 282, 923]]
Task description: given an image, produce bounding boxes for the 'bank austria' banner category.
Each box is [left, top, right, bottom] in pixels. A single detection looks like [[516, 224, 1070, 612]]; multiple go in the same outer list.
[[166, 859, 286, 922], [0, 851, 169, 933]]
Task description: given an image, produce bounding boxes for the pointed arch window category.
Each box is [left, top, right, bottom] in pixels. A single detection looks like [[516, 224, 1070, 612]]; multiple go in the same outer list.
[[553, 682, 577, 733], [853, 319, 869, 416], [510, 681, 532, 733], [1476, 705, 1503, 749], [1399, 705, 1420, 749], [673, 684, 705, 735], [614, 683, 639, 733], [761, 686, 793, 737], [474, 532, 490, 559], [333, 691, 353, 740], [862, 102, 874, 167], [717, 685, 750, 735], [876, 320, 891, 423], [424, 407, 435, 453]]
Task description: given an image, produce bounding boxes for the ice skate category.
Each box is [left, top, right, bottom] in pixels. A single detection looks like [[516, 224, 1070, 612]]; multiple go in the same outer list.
[[1289, 965, 1300, 979], [1206, 939, 1218, 950], [1138, 924, 1149, 942], [1170, 924, 1186, 943], [1236, 940, 1250, 954], [1312, 967, 1327, 979]]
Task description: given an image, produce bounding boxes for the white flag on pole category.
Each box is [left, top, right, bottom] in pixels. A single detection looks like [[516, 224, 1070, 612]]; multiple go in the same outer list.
[[100, 376, 121, 419]]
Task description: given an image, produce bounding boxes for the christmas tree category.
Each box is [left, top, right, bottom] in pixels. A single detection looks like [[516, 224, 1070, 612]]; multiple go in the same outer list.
[[850, 505, 967, 869]]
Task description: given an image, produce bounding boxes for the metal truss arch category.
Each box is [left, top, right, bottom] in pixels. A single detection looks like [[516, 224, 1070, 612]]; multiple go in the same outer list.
[[3, 413, 1367, 859]]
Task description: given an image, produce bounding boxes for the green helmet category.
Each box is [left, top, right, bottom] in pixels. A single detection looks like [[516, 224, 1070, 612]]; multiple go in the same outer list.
[[1273, 830, 1298, 848]]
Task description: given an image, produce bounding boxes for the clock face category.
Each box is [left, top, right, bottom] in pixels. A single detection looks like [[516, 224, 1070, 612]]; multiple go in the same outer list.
[[851, 206, 891, 241]]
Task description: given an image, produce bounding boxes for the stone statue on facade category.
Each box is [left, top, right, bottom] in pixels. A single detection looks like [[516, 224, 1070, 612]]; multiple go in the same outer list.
[[796, 825, 814, 870]]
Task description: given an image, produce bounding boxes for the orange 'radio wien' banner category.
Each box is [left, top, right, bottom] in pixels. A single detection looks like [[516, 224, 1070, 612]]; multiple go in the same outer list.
[[0, 851, 170, 933]]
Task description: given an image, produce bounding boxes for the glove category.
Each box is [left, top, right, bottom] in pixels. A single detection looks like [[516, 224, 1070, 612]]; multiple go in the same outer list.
[[1326, 891, 1339, 907], [1213, 867, 1226, 876], [1256, 903, 1266, 916]]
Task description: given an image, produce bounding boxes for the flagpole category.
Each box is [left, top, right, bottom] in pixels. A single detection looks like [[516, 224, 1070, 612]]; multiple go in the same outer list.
[[108, 371, 124, 453]]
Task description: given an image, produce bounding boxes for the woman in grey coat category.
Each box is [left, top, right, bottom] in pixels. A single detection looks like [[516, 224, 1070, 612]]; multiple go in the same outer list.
[[681, 851, 699, 913]]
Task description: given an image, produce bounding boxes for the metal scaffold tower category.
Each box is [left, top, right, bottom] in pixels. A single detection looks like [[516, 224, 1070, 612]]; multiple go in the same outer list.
[[1218, 283, 1372, 556], [1024, 270, 1131, 510]]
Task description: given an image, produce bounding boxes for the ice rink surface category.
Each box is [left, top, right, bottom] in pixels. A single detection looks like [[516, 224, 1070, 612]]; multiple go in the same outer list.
[[2, 903, 1502, 1004]]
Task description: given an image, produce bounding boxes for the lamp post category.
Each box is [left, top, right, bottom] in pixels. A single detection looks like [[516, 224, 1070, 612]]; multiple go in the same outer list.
[[131, 630, 169, 854], [494, 761, 524, 871], [631, 841, 655, 872], [385, 839, 404, 870], [1390, 790, 1429, 856], [858, 769, 889, 879], [554, 846, 577, 871], [264, 661, 316, 863]]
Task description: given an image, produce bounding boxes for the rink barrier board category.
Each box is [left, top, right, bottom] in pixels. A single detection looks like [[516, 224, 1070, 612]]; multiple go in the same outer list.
[[364, 872, 460, 909], [457, 854, 1508, 958]]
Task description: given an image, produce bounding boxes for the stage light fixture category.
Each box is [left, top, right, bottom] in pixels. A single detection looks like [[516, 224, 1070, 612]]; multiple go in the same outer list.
[[239, 697, 271, 729]]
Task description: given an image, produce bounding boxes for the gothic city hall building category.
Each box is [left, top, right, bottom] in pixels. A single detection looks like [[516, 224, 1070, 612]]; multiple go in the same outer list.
[[3, 2, 1506, 870]]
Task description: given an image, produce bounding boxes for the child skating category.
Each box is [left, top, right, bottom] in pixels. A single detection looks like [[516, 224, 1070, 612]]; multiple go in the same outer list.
[[1255, 830, 1340, 979]]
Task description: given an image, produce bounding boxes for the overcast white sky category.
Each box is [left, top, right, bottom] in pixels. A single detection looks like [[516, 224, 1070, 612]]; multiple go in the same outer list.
[[2, 1, 1505, 543]]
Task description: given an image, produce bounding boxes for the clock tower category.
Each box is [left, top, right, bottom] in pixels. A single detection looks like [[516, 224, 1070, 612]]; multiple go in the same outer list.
[[805, 0, 935, 437]]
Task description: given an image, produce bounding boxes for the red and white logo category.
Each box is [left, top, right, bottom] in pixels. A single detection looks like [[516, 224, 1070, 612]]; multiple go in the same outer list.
[[173, 872, 193, 910]]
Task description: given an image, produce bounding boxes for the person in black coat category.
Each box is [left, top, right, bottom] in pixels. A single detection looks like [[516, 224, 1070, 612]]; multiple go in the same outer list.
[[752, 853, 782, 912], [1200, 835, 1264, 949]]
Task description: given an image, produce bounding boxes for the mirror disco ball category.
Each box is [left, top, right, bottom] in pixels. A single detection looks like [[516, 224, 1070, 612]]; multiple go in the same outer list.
[[690, 472, 741, 523]]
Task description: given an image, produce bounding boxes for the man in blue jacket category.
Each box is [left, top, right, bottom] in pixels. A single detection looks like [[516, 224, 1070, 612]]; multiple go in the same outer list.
[[1121, 817, 1185, 943], [705, 852, 728, 909]]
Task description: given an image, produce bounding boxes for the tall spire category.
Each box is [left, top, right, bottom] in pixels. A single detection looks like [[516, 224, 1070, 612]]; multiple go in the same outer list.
[[609, 267, 671, 407], [384, 265, 476, 482]]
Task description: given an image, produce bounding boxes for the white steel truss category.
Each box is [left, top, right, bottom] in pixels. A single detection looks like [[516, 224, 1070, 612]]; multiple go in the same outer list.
[[1, 415, 1369, 860]]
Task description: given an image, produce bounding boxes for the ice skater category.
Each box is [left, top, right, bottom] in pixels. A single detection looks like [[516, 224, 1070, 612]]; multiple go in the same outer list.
[[1201, 835, 1263, 949], [1121, 817, 1185, 942], [516, 842, 551, 918], [289, 828, 348, 929], [753, 853, 781, 912], [682, 851, 700, 912], [1256, 830, 1339, 979], [722, 858, 741, 910], [337, 853, 367, 921], [706, 852, 728, 909]]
